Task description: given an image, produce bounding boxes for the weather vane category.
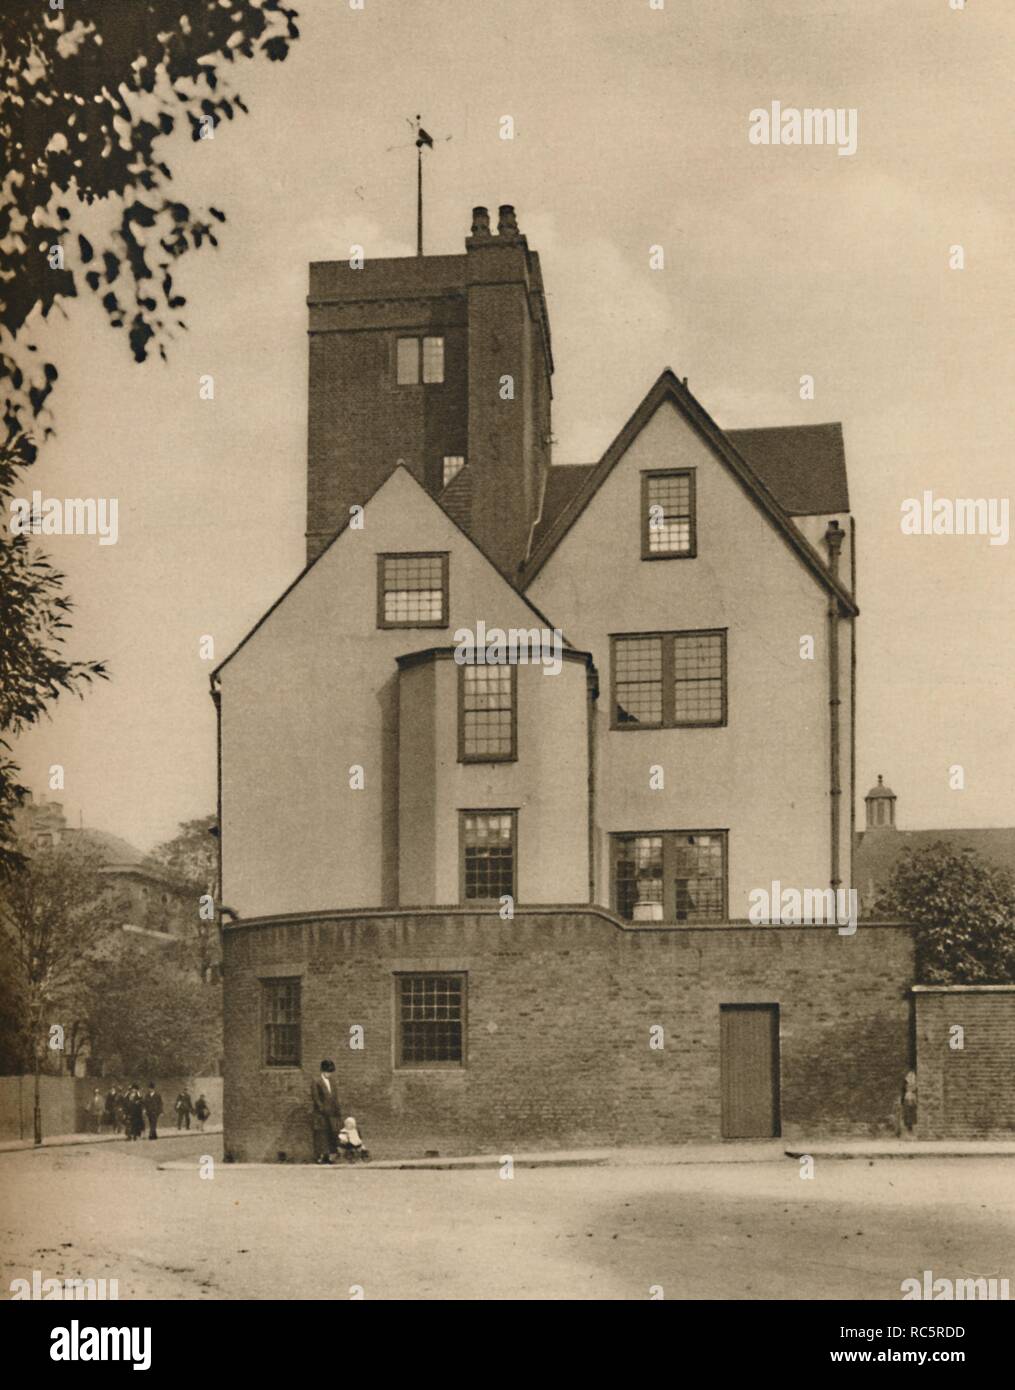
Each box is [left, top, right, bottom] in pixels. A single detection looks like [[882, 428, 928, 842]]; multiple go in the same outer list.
[[404, 116, 451, 256]]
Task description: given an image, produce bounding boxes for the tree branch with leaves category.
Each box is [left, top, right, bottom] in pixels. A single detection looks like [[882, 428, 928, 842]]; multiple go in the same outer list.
[[0, 1, 300, 869]]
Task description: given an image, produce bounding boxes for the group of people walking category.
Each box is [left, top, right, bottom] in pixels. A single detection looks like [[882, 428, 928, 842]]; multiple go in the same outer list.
[[88, 1084, 210, 1140]]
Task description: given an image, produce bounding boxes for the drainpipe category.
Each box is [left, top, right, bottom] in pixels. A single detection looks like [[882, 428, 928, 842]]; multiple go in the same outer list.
[[824, 521, 845, 891], [586, 660, 598, 904]]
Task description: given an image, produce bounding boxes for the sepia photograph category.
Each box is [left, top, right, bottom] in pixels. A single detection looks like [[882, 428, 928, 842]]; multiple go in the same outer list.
[[1, 0, 1012, 1352]]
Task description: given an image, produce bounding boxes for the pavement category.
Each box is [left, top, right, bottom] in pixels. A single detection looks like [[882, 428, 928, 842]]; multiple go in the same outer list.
[[2, 1133, 1012, 1299], [4, 1129, 1014, 1167], [157, 1137, 1015, 1171], [0, 1125, 222, 1154]]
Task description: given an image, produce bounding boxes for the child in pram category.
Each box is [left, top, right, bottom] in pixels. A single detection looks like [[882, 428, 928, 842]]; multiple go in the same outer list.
[[336, 1116, 370, 1162]]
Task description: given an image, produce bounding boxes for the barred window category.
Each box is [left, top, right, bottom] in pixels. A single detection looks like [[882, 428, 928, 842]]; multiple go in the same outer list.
[[263, 978, 301, 1067], [397, 973, 465, 1067], [396, 337, 420, 385], [461, 811, 516, 902], [378, 553, 448, 627], [613, 630, 726, 728], [460, 664, 515, 761], [643, 470, 695, 557], [442, 455, 465, 487], [422, 336, 445, 383], [613, 832, 727, 923]]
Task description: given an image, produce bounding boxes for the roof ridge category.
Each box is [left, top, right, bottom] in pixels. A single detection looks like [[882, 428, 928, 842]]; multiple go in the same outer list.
[[521, 369, 857, 614]]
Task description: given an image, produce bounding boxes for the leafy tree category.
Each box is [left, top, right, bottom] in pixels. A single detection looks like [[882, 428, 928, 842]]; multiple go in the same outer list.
[[0, 545, 109, 877], [147, 813, 217, 894], [145, 813, 218, 978], [86, 936, 222, 1079], [877, 841, 1015, 984], [0, 1, 300, 869], [0, 838, 117, 1140]]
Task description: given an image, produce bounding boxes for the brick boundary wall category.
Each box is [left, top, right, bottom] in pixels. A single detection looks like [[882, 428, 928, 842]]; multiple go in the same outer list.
[[222, 908, 914, 1162], [914, 985, 1015, 1140]]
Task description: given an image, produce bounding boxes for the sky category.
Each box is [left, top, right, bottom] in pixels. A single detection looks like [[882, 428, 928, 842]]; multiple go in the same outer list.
[[11, 0, 1015, 852]]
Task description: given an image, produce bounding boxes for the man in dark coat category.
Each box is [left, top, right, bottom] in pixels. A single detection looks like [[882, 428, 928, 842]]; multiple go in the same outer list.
[[143, 1082, 164, 1140], [175, 1088, 193, 1130], [125, 1085, 144, 1140], [311, 1059, 341, 1164]]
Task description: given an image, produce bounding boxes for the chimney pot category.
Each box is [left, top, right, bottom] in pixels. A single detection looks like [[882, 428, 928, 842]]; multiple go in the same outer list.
[[497, 204, 519, 238], [470, 206, 491, 239]]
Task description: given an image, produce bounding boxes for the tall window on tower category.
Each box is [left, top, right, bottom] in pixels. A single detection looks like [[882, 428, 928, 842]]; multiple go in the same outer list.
[[459, 664, 516, 762], [396, 335, 445, 385], [460, 811, 516, 902], [377, 553, 448, 628], [642, 469, 696, 557]]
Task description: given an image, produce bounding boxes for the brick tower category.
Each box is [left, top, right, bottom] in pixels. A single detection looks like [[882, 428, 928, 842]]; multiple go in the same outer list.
[[305, 205, 554, 577]]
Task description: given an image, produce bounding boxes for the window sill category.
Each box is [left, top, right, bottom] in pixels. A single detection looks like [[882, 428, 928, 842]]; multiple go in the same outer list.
[[610, 721, 726, 732]]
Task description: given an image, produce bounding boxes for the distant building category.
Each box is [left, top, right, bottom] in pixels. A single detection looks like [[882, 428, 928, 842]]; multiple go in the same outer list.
[[11, 792, 195, 943], [854, 776, 1015, 916]]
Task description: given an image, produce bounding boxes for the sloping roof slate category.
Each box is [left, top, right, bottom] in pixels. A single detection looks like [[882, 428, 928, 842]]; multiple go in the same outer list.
[[530, 463, 596, 554], [854, 828, 1015, 913], [727, 423, 849, 515]]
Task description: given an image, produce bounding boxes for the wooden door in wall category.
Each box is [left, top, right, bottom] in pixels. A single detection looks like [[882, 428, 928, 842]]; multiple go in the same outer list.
[[720, 1004, 781, 1139]]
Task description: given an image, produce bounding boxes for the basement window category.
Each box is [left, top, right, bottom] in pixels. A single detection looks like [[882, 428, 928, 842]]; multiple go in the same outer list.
[[377, 552, 448, 628], [396, 973, 466, 1067]]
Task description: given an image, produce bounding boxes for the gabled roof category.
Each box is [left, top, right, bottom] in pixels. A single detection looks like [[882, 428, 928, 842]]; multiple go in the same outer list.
[[727, 423, 849, 515], [212, 464, 566, 682], [521, 369, 858, 614]]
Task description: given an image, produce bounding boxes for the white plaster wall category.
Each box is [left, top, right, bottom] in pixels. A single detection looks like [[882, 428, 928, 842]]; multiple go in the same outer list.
[[529, 399, 855, 917]]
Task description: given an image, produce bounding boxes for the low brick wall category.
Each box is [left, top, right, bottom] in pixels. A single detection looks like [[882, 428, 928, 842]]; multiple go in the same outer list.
[[914, 986, 1015, 1139], [222, 909, 914, 1161]]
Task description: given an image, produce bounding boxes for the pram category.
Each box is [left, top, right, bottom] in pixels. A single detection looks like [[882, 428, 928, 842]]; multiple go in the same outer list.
[[335, 1116, 370, 1162]]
